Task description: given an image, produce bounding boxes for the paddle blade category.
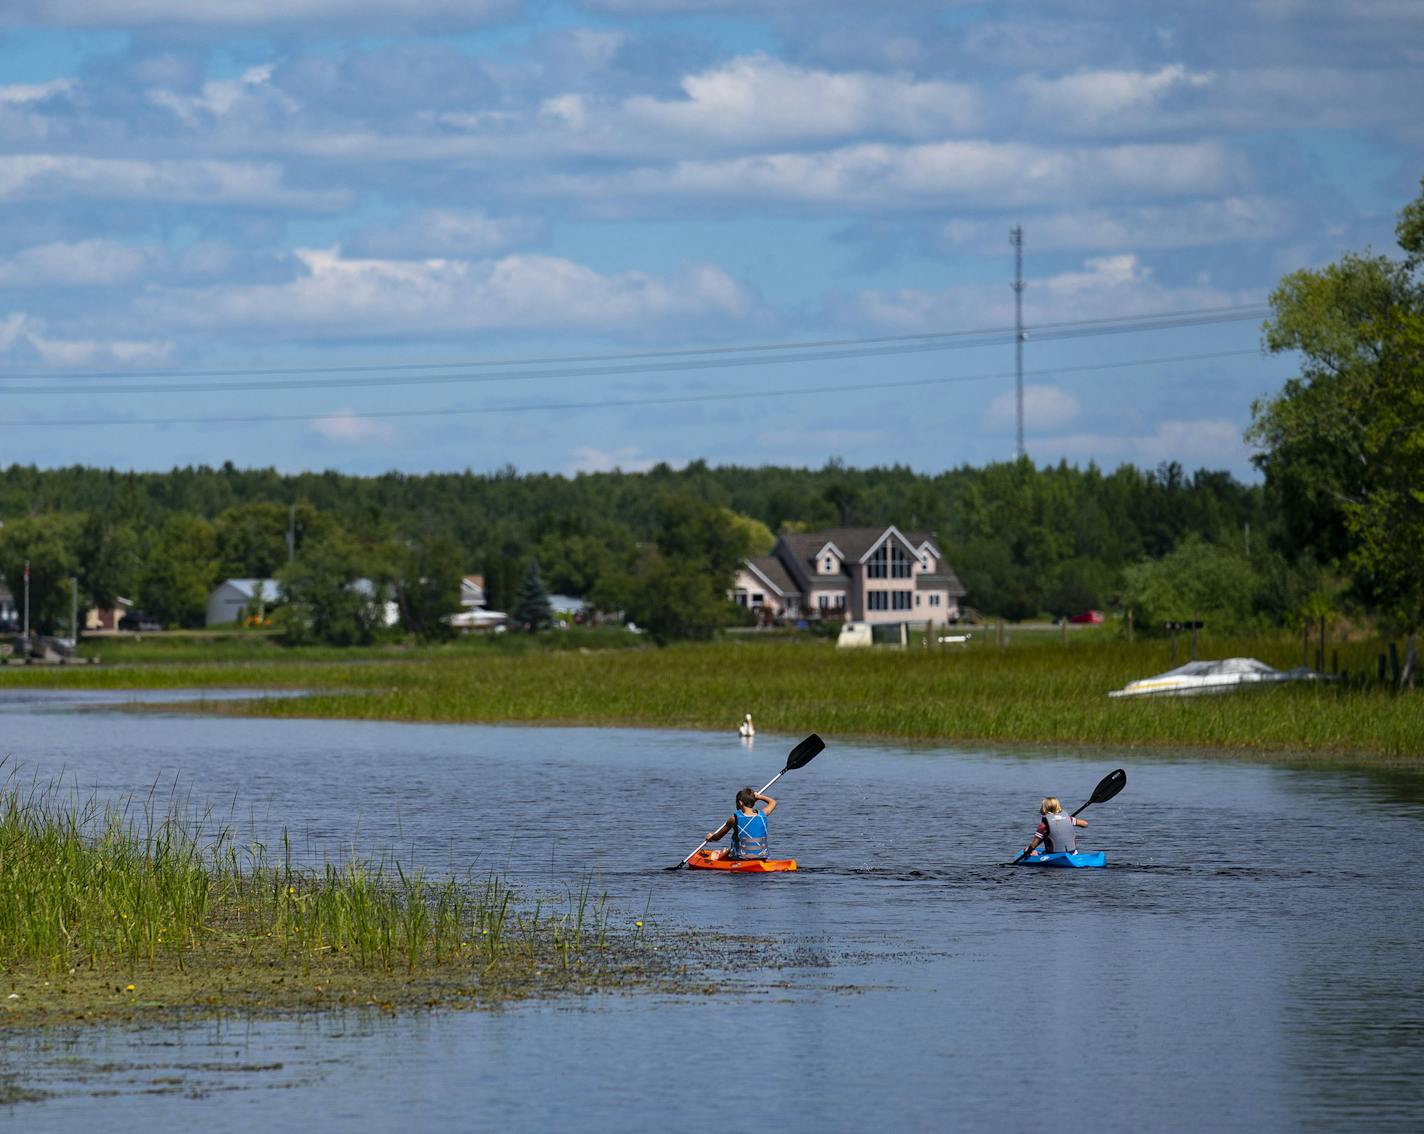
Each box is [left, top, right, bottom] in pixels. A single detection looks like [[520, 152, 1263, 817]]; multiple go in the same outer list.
[[783, 733, 825, 772], [1089, 768, 1127, 805]]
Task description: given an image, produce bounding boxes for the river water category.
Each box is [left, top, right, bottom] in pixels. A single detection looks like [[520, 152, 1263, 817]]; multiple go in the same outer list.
[[2, 689, 1422, 1132]]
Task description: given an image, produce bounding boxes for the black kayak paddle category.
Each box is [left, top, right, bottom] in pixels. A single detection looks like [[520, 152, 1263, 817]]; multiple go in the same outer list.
[[1011, 767, 1126, 864], [668, 733, 825, 870]]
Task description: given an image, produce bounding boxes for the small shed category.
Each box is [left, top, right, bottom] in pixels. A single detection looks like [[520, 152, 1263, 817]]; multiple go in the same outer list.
[[206, 579, 280, 627]]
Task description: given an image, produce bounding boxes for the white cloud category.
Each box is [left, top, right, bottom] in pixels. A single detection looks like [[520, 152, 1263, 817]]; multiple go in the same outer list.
[[834, 252, 1253, 331], [0, 79, 74, 104], [937, 197, 1293, 254], [1019, 65, 1213, 129], [0, 155, 348, 210], [985, 384, 1080, 431], [5, 1, 516, 27], [566, 445, 661, 473], [309, 408, 397, 443], [347, 209, 543, 258], [0, 310, 173, 366], [0, 239, 152, 287], [1052, 419, 1249, 467], [620, 54, 981, 144], [540, 139, 1242, 210], [138, 247, 759, 338]]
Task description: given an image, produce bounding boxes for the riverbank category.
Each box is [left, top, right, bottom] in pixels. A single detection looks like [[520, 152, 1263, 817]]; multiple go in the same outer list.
[[0, 781, 723, 1030], [3, 632, 1420, 768]]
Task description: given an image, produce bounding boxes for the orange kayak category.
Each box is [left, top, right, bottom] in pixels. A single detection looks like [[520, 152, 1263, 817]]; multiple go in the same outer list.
[[686, 849, 797, 872]]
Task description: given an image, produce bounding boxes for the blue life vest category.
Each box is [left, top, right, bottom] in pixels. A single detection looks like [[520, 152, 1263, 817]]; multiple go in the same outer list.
[[731, 810, 769, 859]]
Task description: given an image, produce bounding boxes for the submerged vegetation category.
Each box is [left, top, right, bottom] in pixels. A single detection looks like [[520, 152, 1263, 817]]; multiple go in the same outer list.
[[0, 775, 674, 1029]]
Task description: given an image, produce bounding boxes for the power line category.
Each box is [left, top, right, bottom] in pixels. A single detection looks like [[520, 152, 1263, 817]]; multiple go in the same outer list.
[[0, 347, 1271, 430], [0, 306, 1270, 398]]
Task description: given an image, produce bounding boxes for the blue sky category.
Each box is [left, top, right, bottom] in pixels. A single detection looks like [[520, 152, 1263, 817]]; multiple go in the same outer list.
[[0, 0, 1420, 480]]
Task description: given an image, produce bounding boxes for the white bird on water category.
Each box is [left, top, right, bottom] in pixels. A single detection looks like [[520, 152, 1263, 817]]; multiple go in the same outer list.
[[738, 713, 755, 737]]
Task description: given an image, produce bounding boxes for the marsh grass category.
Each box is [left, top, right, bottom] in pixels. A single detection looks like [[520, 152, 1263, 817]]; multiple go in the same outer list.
[[9, 631, 1423, 763], [0, 774, 613, 982]]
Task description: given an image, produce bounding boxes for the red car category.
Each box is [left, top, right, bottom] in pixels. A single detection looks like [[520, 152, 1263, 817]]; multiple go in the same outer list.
[[1068, 610, 1105, 624]]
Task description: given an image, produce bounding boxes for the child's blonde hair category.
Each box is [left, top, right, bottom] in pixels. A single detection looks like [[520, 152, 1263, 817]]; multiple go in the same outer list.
[[1040, 797, 1062, 815]]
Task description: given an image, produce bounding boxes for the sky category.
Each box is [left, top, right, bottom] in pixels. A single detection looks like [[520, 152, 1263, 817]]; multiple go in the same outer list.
[[0, 1, 1420, 481]]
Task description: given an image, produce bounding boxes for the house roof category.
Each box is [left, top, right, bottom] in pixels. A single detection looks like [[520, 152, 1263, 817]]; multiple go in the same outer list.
[[916, 571, 967, 596], [743, 556, 796, 597], [778, 527, 939, 571], [221, 578, 280, 600]]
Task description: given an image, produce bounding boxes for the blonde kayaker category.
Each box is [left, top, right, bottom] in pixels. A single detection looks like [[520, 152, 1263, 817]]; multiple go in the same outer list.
[[1022, 795, 1088, 857]]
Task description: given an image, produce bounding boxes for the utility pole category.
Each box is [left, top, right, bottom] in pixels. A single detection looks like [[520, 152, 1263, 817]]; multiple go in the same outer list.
[[1010, 225, 1025, 460], [22, 559, 29, 645], [71, 577, 78, 643]]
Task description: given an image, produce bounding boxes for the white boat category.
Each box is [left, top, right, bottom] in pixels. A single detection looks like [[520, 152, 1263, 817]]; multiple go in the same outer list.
[[1108, 656, 1323, 698]]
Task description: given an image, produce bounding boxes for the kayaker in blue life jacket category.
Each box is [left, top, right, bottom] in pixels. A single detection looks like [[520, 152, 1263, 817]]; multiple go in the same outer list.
[[1022, 796, 1088, 857], [704, 786, 777, 860]]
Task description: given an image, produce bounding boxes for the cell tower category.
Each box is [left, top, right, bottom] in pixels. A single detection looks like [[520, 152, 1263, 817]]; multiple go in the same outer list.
[[1010, 225, 1025, 460]]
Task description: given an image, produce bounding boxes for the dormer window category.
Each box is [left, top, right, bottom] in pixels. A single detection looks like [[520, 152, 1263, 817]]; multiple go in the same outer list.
[[823, 556, 835, 573]]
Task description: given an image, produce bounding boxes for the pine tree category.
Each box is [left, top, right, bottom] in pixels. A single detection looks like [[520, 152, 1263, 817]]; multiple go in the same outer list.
[[514, 558, 553, 632]]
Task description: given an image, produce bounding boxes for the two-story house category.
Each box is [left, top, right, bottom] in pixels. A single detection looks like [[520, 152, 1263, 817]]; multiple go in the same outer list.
[[733, 526, 967, 626]]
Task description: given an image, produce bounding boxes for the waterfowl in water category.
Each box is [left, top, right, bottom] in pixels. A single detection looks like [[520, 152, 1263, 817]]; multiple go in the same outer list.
[[738, 713, 755, 737]]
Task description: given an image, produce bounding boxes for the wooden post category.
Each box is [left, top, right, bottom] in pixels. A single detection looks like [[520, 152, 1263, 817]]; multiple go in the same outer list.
[[1302, 621, 1310, 668], [1378, 653, 1388, 685], [1389, 642, 1401, 688], [1317, 614, 1325, 673]]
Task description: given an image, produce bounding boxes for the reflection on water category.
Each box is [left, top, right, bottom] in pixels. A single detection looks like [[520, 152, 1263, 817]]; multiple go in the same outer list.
[[1, 689, 1421, 1132]]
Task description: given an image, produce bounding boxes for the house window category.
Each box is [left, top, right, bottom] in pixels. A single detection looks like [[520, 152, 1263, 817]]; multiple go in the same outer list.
[[868, 591, 889, 611], [835, 595, 845, 609], [734, 592, 748, 607], [751, 593, 765, 606], [868, 542, 914, 579], [892, 592, 913, 611], [929, 594, 941, 607], [823, 556, 835, 573], [915, 595, 921, 607], [818, 594, 829, 611]]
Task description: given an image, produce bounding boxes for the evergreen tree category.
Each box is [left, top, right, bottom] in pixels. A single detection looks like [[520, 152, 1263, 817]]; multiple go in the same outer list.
[[513, 558, 553, 631]]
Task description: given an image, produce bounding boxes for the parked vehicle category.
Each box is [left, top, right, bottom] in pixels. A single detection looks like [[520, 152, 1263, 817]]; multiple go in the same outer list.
[[1069, 610, 1105, 624], [119, 613, 162, 631]]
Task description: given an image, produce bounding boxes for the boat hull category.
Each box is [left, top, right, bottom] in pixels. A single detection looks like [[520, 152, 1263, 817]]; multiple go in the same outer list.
[[1017, 851, 1107, 868], [686, 849, 797, 872]]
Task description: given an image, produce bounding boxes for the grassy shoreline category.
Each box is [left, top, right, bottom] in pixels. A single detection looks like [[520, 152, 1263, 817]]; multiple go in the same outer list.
[[0, 778, 735, 1031], [4, 632, 1420, 769]]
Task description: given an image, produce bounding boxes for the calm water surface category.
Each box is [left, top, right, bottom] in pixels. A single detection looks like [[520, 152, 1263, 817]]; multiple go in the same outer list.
[[2, 689, 1422, 1132]]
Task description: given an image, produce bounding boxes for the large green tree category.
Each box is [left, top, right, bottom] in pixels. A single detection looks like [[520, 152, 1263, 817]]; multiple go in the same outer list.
[[276, 533, 384, 646], [139, 514, 218, 628], [1250, 177, 1424, 682], [0, 514, 83, 633], [393, 535, 463, 642]]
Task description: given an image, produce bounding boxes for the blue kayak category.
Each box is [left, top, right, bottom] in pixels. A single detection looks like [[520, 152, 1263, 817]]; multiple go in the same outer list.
[[1018, 850, 1107, 868]]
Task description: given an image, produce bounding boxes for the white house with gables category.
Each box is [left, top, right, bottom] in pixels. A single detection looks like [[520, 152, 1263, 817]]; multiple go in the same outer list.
[[733, 526, 967, 626]]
